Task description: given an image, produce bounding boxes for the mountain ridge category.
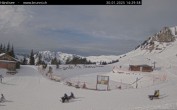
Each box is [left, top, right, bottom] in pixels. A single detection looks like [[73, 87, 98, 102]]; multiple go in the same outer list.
[[16, 26, 177, 64]]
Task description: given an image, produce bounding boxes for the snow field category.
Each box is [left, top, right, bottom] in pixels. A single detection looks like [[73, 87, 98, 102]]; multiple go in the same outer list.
[[1, 36, 177, 110]]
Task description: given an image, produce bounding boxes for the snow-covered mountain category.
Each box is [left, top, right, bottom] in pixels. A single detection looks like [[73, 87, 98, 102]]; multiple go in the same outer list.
[[16, 26, 177, 65], [86, 55, 123, 64], [33, 51, 120, 64], [34, 51, 77, 64], [135, 26, 177, 54], [16, 51, 121, 64], [35, 26, 177, 65], [118, 26, 177, 67]]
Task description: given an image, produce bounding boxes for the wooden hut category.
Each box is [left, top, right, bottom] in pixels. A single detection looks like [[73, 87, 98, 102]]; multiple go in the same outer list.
[[0, 53, 20, 71], [129, 65, 153, 72]]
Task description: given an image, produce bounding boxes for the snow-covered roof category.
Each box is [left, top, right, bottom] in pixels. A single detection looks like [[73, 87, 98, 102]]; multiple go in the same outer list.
[[0, 53, 20, 62], [0, 53, 5, 57], [0, 60, 16, 63], [129, 64, 152, 67]]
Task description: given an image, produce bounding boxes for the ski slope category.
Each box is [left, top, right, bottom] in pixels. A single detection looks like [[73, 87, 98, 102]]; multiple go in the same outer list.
[[1, 25, 177, 109], [1, 58, 177, 110]]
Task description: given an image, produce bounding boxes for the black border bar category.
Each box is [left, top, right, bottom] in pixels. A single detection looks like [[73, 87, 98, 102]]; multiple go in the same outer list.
[[0, 0, 142, 5]]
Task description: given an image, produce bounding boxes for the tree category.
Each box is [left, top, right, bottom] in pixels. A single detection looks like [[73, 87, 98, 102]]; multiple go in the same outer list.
[[65, 56, 94, 65], [2, 44, 6, 53], [0, 43, 16, 58], [9, 45, 15, 58], [22, 57, 27, 65], [36, 53, 43, 65], [51, 57, 58, 65], [100, 61, 107, 65], [0, 44, 2, 53], [56, 59, 61, 69], [6, 42, 10, 53], [56, 61, 59, 69], [65, 57, 71, 64], [29, 49, 35, 65]]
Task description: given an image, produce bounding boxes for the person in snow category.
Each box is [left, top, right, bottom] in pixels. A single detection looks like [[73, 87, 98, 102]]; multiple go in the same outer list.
[[0, 75, 3, 83], [70, 92, 75, 99], [61, 93, 69, 103], [154, 90, 160, 97], [118, 85, 122, 89], [64, 93, 68, 99], [0, 94, 5, 102], [82, 82, 86, 89]]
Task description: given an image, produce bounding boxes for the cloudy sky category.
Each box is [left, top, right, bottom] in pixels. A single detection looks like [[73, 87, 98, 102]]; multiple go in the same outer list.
[[0, 0, 177, 56]]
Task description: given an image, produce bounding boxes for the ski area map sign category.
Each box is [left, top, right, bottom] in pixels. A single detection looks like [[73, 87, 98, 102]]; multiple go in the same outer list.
[[96, 75, 109, 91]]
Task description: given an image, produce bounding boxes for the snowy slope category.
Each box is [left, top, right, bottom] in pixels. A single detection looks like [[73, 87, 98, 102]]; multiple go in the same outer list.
[[86, 55, 120, 64], [1, 26, 177, 110], [1, 59, 177, 110]]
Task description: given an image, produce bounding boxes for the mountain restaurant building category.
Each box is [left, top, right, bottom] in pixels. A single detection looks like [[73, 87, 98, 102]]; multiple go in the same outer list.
[[0, 53, 20, 71], [129, 65, 153, 72]]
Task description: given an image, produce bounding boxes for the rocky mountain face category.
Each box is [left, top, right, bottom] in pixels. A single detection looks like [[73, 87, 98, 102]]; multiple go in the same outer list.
[[153, 27, 175, 42], [136, 26, 177, 53]]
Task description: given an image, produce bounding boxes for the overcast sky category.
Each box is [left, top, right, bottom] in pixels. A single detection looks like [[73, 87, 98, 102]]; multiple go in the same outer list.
[[0, 0, 177, 56]]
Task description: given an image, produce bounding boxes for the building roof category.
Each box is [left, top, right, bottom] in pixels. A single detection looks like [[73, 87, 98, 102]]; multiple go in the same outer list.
[[129, 64, 152, 67], [0, 53, 20, 62], [0, 60, 16, 63], [0, 53, 6, 57]]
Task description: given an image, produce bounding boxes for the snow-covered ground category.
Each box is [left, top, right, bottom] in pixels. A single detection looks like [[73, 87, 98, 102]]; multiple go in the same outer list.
[[1, 54, 177, 110], [1, 26, 177, 110]]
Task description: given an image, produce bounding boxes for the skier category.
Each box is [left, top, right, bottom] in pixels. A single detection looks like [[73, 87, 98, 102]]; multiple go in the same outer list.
[[82, 82, 86, 88], [64, 93, 68, 99], [118, 85, 121, 89], [0, 75, 3, 83], [154, 90, 160, 97], [148, 90, 160, 100], [70, 92, 75, 99], [0, 94, 5, 102], [62, 93, 69, 102]]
